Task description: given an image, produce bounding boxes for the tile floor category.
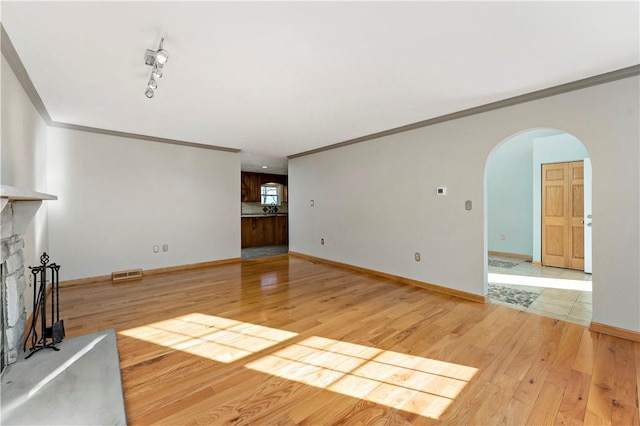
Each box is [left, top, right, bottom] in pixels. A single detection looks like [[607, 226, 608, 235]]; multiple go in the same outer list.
[[241, 245, 289, 260], [488, 255, 592, 326]]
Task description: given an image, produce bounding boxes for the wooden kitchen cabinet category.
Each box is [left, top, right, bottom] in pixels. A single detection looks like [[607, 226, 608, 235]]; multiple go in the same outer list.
[[241, 173, 261, 202], [275, 215, 288, 245], [259, 174, 287, 186], [241, 217, 253, 247], [241, 172, 288, 203], [262, 217, 277, 246], [241, 215, 288, 248], [241, 217, 271, 247]]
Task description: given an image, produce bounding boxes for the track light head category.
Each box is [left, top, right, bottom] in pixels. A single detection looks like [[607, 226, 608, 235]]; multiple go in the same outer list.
[[155, 49, 169, 65], [144, 36, 169, 98]]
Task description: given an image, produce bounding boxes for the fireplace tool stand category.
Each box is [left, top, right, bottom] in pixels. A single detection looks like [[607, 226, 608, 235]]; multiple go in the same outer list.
[[24, 252, 65, 359]]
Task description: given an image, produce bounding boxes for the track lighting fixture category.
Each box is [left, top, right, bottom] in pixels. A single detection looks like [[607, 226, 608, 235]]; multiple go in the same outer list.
[[144, 37, 169, 98]]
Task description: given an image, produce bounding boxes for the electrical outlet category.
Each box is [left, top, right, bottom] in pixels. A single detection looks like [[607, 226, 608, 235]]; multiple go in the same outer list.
[[162, 244, 168, 252], [415, 252, 421, 261], [500, 234, 506, 241], [321, 238, 324, 245], [153, 245, 159, 253]]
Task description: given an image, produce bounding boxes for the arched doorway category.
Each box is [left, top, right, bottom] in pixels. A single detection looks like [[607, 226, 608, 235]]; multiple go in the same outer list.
[[484, 128, 592, 325]]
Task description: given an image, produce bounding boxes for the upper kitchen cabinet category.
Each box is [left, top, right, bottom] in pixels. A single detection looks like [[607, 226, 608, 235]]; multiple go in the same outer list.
[[241, 172, 288, 203], [258, 173, 287, 186], [241, 172, 261, 202]]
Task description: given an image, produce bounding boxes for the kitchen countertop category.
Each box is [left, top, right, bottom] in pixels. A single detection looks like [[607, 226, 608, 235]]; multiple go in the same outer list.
[[241, 213, 288, 218]]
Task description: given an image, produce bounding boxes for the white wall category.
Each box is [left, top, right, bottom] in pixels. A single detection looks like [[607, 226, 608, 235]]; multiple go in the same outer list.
[[1, 54, 50, 315], [290, 76, 640, 333], [47, 127, 241, 280], [532, 133, 589, 262]]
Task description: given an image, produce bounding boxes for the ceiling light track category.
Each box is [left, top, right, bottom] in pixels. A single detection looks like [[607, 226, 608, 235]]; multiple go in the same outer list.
[[144, 37, 169, 98]]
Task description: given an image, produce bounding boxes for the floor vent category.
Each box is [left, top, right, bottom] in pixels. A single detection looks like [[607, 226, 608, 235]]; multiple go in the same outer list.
[[111, 269, 143, 283]]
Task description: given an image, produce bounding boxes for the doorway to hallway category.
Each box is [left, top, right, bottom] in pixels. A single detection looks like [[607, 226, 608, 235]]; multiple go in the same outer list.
[[485, 129, 593, 325], [488, 254, 592, 325]]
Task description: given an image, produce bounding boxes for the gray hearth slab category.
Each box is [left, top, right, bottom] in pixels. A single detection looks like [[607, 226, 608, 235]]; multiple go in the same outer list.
[[1, 328, 126, 425]]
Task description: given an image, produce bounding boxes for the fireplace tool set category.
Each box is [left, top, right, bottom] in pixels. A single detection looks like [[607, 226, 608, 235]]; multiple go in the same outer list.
[[23, 252, 65, 359]]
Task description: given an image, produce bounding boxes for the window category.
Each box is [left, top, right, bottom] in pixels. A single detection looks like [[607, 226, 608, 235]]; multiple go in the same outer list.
[[261, 184, 281, 206]]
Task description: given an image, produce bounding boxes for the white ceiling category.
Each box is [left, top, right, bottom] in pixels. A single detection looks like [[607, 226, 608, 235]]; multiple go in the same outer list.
[[2, 1, 639, 174]]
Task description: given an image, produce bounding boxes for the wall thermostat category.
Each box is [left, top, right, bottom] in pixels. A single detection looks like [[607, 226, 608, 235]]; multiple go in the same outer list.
[[436, 187, 447, 196]]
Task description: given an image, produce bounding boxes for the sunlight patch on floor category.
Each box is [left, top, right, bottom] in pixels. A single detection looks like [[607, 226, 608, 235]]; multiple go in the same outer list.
[[244, 336, 478, 419], [120, 316, 477, 418], [488, 273, 592, 291], [119, 313, 297, 363]]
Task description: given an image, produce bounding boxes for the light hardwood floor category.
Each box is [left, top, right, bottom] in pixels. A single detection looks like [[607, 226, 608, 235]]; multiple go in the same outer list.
[[59, 255, 640, 425]]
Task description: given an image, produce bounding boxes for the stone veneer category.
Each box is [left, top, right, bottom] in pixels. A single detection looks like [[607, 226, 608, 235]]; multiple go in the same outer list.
[[1, 206, 28, 364]]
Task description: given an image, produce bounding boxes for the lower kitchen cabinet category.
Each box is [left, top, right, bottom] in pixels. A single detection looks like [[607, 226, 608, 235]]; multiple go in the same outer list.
[[275, 215, 288, 246], [241, 216, 288, 248]]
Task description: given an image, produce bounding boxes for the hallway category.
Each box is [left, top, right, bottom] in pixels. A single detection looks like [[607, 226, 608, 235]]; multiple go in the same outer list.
[[488, 256, 592, 326]]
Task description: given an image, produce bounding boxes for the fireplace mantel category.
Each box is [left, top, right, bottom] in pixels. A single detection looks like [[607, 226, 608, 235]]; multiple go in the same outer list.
[[1, 186, 57, 238], [1, 185, 57, 201]]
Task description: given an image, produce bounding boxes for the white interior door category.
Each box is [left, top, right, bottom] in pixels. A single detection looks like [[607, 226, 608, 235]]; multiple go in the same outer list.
[[584, 157, 592, 273]]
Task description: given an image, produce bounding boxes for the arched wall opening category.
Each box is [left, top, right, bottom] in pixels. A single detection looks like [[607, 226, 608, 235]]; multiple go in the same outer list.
[[484, 128, 592, 322]]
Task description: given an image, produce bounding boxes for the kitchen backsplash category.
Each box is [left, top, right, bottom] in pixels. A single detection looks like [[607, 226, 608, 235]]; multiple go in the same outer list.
[[242, 202, 288, 215]]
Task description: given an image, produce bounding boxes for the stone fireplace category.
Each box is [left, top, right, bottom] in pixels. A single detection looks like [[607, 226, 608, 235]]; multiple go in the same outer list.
[[1, 185, 56, 369]]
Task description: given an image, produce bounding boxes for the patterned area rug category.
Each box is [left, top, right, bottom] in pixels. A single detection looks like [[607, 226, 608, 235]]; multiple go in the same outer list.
[[488, 259, 520, 268], [488, 283, 539, 308]]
